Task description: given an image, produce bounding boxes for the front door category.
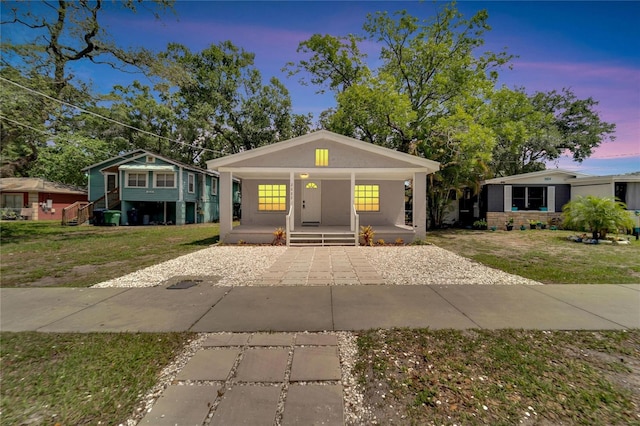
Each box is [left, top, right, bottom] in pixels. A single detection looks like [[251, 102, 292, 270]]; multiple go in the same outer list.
[[301, 181, 321, 225], [106, 173, 117, 191]]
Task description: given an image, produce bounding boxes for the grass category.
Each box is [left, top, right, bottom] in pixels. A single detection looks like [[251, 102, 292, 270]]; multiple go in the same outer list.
[[426, 229, 640, 284], [0, 332, 193, 425], [0, 221, 220, 287], [356, 329, 640, 425]]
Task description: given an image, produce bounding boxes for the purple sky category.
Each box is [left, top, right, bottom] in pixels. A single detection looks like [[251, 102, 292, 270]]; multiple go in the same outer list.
[[4, 1, 639, 175]]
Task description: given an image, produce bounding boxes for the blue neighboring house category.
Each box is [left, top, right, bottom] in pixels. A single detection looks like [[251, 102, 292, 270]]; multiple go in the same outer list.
[[80, 149, 239, 226]]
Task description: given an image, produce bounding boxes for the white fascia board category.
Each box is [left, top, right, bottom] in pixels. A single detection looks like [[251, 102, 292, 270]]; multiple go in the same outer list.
[[207, 130, 440, 170], [482, 169, 591, 185]]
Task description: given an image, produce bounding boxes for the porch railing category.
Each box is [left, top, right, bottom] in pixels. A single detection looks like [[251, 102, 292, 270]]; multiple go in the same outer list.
[[352, 204, 359, 246], [285, 205, 293, 246], [61, 201, 93, 225]]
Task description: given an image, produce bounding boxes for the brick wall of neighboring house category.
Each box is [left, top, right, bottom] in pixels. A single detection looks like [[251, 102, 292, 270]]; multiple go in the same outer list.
[[487, 211, 563, 230]]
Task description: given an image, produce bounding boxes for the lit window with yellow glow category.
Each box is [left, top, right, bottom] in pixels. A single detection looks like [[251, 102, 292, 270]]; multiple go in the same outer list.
[[315, 149, 328, 166], [354, 185, 379, 211], [258, 184, 287, 211], [305, 182, 318, 189]]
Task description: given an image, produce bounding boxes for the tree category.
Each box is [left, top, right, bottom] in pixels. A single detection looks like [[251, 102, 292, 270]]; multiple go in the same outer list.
[[161, 42, 311, 160], [486, 87, 616, 177], [562, 195, 634, 240], [0, 0, 173, 178], [289, 3, 507, 227]]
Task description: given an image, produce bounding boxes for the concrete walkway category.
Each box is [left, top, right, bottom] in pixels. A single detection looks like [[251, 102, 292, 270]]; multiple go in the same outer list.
[[1, 283, 638, 333], [138, 332, 343, 425], [1, 247, 639, 426]]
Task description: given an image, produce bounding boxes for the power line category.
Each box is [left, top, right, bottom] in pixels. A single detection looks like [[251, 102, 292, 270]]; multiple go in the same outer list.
[[0, 75, 224, 156], [0, 114, 215, 170]]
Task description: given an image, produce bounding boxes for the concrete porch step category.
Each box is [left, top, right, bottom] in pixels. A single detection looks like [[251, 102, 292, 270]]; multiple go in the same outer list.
[[289, 232, 357, 247]]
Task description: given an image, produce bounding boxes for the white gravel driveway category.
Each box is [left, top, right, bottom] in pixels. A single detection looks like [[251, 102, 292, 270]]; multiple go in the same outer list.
[[92, 245, 540, 288]]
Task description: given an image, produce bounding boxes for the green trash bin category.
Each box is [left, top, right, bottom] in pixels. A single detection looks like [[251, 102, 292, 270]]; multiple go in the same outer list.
[[103, 210, 121, 226]]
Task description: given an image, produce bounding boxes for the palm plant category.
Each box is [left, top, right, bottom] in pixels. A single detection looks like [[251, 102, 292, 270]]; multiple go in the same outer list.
[[562, 196, 634, 240]]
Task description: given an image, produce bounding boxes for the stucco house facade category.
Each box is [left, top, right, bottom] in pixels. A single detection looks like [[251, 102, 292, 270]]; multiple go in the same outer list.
[[206, 130, 440, 245], [81, 150, 230, 226]]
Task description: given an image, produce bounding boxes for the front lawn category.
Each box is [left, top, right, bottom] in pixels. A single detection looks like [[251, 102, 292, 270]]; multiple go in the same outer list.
[[0, 221, 220, 287], [0, 332, 192, 425], [357, 328, 640, 425], [426, 229, 640, 284]]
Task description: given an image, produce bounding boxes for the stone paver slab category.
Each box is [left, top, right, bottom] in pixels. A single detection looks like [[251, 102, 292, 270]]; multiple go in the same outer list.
[[435, 285, 625, 330], [290, 347, 341, 381], [211, 385, 281, 426], [139, 384, 218, 425], [203, 333, 251, 347], [191, 287, 332, 332], [177, 348, 239, 381], [38, 287, 227, 332], [235, 348, 289, 382], [295, 333, 338, 346], [249, 333, 294, 346], [282, 384, 344, 426]]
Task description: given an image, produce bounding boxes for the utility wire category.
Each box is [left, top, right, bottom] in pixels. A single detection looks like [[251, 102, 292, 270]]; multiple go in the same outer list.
[[0, 75, 224, 156], [0, 114, 216, 170]]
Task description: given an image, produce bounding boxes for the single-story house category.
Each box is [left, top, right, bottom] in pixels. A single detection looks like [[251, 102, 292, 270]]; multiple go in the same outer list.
[[0, 177, 87, 221], [206, 130, 440, 245], [81, 150, 238, 226], [480, 169, 640, 229], [570, 174, 640, 209]]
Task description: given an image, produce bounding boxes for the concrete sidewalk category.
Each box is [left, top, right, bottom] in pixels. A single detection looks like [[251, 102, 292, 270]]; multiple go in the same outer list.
[[2, 283, 638, 332]]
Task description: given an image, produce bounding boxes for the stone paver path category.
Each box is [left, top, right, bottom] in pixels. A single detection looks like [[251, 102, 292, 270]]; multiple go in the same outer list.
[[140, 332, 344, 426], [253, 247, 386, 286]]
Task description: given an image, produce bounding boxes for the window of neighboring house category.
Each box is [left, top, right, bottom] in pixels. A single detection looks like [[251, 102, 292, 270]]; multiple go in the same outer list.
[[615, 182, 627, 203], [211, 178, 218, 196], [258, 184, 287, 211], [126, 172, 147, 188], [512, 186, 547, 210], [354, 184, 380, 212], [315, 149, 328, 166], [188, 173, 195, 193], [2, 194, 23, 208], [154, 172, 176, 188]]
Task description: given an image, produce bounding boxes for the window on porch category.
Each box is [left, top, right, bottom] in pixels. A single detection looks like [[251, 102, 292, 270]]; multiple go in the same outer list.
[[355, 184, 379, 211], [258, 184, 287, 211]]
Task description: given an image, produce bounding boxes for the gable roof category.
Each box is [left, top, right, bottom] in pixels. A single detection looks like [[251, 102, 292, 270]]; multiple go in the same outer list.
[[482, 169, 591, 185], [84, 149, 218, 176], [206, 130, 440, 174], [0, 178, 87, 195]]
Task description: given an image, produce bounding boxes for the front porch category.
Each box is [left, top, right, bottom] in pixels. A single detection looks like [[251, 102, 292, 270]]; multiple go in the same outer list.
[[224, 224, 416, 246]]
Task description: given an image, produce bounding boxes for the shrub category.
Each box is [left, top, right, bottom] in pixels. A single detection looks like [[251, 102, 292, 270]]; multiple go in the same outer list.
[[272, 227, 286, 245], [359, 225, 375, 246], [395, 238, 404, 246], [563, 195, 634, 240], [376, 239, 385, 246]]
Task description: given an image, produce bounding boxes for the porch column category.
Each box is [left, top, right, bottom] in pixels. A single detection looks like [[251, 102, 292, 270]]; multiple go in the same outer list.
[[289, 171, 295, 231], [413, 172, 427, 240], [350, 172, 355, 231], [219, 171, 233, 242]]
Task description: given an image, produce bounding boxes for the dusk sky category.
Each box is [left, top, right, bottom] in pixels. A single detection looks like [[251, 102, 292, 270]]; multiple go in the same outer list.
[[4, 1, 639, 175]]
